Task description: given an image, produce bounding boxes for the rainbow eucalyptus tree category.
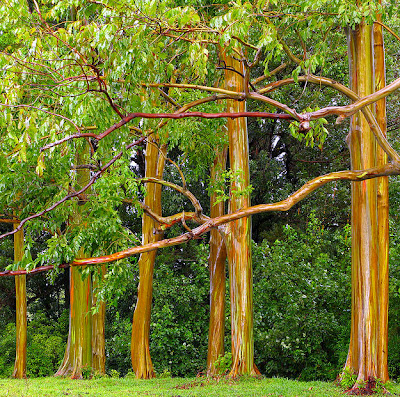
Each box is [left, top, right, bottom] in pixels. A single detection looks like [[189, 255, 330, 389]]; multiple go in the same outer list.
[[344, 5, 389, 390], [12, 220, 26, 379], [131, 134, 165, 379], [56, 148, 105, 379], [207, 145, 227, 376], [2, 0, 400, 384], [222, 52, 258, 376]]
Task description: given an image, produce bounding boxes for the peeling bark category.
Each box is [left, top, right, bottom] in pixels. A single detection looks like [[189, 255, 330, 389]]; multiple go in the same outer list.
[[131, 136, 165, 379], [222, 52, 259, 376], [344, 16, 389, 387], [12, 221, 26, 379], [207, 147, 227, 376]]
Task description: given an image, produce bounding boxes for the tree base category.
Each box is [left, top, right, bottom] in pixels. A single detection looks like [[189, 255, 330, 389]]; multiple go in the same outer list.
[[346, 377, 389, 395]]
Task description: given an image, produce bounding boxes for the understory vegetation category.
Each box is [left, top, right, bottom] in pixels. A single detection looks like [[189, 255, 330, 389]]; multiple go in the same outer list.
[[2, 214, 400, 382]]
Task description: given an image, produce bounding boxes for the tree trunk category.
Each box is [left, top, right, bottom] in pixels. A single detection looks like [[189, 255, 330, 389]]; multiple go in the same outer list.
[[92, 264, 106, 375], [345, 16, 389, 389], [222, 52, 258, 376], [207, 147, 227, 376], [56, 147, 105, 378], [56, 263, 92, 379], [12, 220, 26, 379], [131, 137, 165, 379]]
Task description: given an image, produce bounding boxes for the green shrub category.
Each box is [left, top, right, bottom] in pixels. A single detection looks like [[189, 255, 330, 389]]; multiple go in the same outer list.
[[253, 215, 351, 381], [0, 323, 16, 377], [214, 352, 232, 375]]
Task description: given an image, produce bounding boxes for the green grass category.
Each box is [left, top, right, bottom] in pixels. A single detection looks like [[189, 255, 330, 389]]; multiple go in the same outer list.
[[0, 376, 398, 397]]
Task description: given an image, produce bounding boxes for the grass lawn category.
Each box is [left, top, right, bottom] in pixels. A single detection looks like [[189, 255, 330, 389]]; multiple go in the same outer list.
[[0, 376, 398, 397]]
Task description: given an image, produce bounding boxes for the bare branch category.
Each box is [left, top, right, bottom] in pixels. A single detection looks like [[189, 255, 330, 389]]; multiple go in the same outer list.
[[140, 177, 204, 218]]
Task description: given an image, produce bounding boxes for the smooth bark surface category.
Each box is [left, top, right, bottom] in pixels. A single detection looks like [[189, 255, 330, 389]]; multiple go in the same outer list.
[[222, 52, 258, 376], [345, 19, 389, 386], [92, 265, 106, 375], [374, 13, 389, 383], [56, 264, 92, 379], [56, 148, 105, 378], [131, 136, 165, 379], [207, 147, 227, 375], [12, 221, 26, 379]]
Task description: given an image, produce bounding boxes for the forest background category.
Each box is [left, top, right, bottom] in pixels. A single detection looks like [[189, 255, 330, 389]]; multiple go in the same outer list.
[[1, 0, 400, 385]]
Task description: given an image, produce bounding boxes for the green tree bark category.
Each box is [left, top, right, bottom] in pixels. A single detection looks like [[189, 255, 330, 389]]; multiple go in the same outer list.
[[345, 13, 389, 388], [207, 146, 227, 376], [12, 220, 26, 379], [222, 52, 258, 376], [131, 136, 165, 379]]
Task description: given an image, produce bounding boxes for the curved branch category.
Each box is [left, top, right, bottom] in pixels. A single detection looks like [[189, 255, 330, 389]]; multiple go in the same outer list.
[[140, 177, 204, 217], [3, 162, 399, 274], [309, 76, 400, 121], [140, 205, 207, 232], [258, 74, 400, 162], [70, 162, 400, 266]]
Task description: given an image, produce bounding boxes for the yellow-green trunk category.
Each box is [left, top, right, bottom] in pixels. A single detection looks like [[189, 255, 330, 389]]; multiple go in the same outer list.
[[131, 136, 165, 379], [207, 147, 227, 375], [12, 221, 26, 379], [345, 17, 389, 384], [222, 52, 257, 376]]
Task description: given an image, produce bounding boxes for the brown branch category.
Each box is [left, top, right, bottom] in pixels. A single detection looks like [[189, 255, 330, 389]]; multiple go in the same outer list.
[[0, 219, 20, 224], [258, 74, 400, 162], [40, 110, 294, 152], [68, 162, 400, 266], [3, 162, 399, 275], [140, 177, 204, 218]]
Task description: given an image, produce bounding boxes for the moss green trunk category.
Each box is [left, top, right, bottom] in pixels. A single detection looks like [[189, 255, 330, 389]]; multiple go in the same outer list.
[[131, 136, 165, 379], [222, 52, 258, 376], [12, 220, 26, 379], [345, 14, 389, 386]]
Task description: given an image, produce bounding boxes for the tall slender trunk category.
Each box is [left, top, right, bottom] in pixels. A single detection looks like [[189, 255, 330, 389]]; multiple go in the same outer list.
[[222, 52, 258, 376], [131, 137, 165, 379], [207, 147, 227, 375], [373, 11, 389, 383], [56, 147, 105, 378], [56, 262, 92, 379], [345, 15, 389, 387], [12, 220, 26, 379], [92, 265, 106, 374]]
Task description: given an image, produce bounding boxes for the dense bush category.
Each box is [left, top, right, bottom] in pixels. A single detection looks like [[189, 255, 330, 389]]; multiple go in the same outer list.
[[0, 310, 67, 378], [253, 214, 352, 380]]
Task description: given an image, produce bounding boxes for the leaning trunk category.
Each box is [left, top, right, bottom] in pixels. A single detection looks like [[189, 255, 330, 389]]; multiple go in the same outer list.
[[207, 146, 228, 375], [131, 136, 165, 379], [222, 52, 258, 376], [344, 15, 389, 388], [12, 220, 26, 379]]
